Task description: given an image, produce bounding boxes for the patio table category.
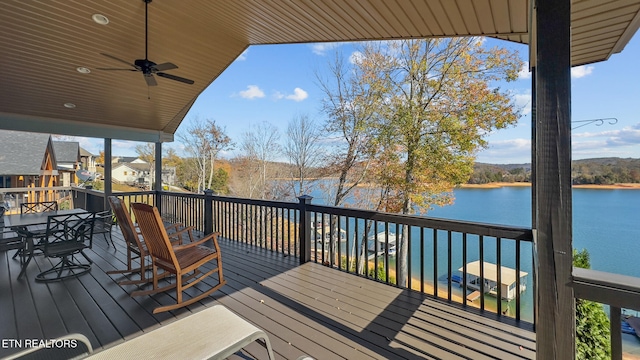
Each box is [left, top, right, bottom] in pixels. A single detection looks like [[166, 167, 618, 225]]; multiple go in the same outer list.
[[3, 208, 88, 279]]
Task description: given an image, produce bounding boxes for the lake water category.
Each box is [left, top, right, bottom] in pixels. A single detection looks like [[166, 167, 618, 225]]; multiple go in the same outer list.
[[426, 186, 640, 278]]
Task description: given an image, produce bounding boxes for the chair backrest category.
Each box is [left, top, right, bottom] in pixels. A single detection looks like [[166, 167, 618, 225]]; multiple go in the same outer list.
[[0, 228, 23, 252], [131, 203, 177, 267], [21, 201, 58, 214], [107, 196, 141, 249], [45, 213, 95, 250], [94, 210, 114, 231]]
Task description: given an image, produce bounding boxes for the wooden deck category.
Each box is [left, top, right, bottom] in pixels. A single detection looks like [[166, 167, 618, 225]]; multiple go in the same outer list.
[[0, 229, 536, 359]]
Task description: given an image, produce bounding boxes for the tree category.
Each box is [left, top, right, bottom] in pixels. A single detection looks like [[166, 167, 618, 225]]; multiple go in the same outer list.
[[316, 51, 381, 208], [235, 122, 281, 199], [204, 121, 233, 190], [96, 151, 105, 166], [327, 39, 522, 285], [573, 249, 611, 360], [163, 147, 182, 168], [177, 117, 233, 193], [135, 143, 155, 188], [283, 114, 324, 197], [317, 51, 390, 272]]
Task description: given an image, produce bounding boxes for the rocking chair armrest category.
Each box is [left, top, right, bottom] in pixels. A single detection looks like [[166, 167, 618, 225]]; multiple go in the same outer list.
[[166, 226, 196, 245], [173, 232, 220, 250], [164, 222, 184, 231]]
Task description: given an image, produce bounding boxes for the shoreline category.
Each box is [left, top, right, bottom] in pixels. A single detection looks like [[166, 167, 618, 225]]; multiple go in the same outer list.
[[459, 182, 640, 190]]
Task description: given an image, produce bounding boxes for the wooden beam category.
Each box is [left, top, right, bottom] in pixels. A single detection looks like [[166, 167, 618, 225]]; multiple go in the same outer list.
[[534, 0, 575, 358], [155, 141, 162, 214], [104, 138, 112, 210]]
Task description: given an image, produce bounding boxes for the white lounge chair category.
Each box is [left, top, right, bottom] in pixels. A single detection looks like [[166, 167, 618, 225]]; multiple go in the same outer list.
[[84, 305, 275, 360]]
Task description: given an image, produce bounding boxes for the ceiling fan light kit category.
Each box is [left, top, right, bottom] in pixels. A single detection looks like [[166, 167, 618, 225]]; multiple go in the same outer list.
[[96, 0, 194, 87]]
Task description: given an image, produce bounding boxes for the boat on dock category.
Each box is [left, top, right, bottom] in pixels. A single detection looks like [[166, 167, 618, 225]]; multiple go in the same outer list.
[[367, 232, 397, 260], [624, 316, 640, 338], [458, 260, 528, 301], [311, 220, 347, 246]]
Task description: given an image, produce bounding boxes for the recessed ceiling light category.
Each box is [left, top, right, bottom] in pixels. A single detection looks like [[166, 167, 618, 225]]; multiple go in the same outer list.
[[64, 103, 76, 109], [76, 67, 91, 74], [92, 14, 109, 25]]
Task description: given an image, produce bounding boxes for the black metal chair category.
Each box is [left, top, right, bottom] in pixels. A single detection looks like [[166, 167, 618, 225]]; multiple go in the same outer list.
[[35, 212, 96, 282], [1, 227, 24, 269], [93, 210, 115, 247], [20, 201, 58, 214], [11, 202, 59, 260]]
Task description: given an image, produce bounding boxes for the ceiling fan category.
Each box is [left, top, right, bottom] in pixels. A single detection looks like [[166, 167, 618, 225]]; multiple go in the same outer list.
[[96, 0, 194, 86]]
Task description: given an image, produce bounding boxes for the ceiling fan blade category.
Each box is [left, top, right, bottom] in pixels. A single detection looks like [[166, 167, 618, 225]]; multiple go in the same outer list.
[[100, 53, 138, 69], [144, 74, 158, 86], [95, 67, 139, 71], [156, 72, 195, 85], [153, 62, 178, 71]]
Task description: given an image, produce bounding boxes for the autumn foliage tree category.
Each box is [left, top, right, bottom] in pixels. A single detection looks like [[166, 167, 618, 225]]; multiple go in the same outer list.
[[319, 38, 522, 284], [178, 117, 233, 193]]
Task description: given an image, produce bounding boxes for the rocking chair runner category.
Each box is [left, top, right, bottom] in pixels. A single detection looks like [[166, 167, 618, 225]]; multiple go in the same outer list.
[[131, 202, 225, 314], [106, 196, 189, 286]]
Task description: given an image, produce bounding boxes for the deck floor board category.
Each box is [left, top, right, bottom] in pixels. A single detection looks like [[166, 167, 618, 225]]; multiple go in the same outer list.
[[0, 230, 536, 359]]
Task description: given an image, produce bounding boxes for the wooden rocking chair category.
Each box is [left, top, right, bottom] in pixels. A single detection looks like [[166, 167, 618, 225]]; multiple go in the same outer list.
[[131, 202, 225, 314], [106, 196, 189, 286]]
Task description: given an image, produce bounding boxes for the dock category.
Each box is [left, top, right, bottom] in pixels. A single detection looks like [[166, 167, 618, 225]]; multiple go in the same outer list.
[[467, 290, 482, 302]]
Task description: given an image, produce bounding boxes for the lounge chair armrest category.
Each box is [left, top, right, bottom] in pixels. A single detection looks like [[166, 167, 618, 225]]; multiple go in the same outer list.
[[173, 232, 220, 250]]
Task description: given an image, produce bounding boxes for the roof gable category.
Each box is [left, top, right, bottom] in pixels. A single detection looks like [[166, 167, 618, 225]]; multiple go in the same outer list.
[[53, 141, 80, 164], [0, 130, 54, 175]]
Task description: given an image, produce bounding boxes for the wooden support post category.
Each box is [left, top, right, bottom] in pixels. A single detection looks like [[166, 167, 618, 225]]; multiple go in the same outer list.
[[204, 189, 214, 235], [104, 138, 112, 211], [611, 306, 622, 360], [155, 141, 162, 214], [298, 195, 312, 265], [534, 0, 575, 358]]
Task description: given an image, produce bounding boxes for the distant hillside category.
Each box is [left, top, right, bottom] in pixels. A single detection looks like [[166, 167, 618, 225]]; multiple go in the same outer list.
[[470, 157, 640, 184]]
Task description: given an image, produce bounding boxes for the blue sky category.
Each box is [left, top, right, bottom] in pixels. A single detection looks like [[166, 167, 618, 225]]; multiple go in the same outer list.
[[77, 34, 640, 164]]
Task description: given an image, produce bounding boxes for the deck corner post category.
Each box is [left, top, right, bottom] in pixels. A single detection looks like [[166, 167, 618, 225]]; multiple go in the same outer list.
[[204, 189, 214, 235], [298, 195, 313, 264], [535, 0, 575, 357], [154, 141, 162, 214]]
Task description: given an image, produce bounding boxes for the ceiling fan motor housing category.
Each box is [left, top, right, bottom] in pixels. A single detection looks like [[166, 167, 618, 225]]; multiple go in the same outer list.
[[135, 59, 156, 74]]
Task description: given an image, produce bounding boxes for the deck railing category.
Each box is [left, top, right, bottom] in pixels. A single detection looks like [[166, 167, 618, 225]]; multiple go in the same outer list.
[[572, 268, 640, 360], [0, 186, 75, 214], [69, 188, 535, 325], [302, 201, 535, 324]]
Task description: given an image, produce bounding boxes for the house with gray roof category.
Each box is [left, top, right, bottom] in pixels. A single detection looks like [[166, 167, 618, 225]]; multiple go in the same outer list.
[[112, 162, 151, 189], [80, 147, 96, 173], [0, 130, 58, 188], [52, 141, 80, 186]]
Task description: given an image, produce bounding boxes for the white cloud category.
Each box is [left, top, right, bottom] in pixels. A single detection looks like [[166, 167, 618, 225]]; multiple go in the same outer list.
[[518, 62, 531, 80], [518, 63, 594, 80], [273, 87, 308, 102], [349, 51, 364, 65], [570, 123, 640, 158], [513, 91, 532, 115], [477, 138, 531, 163], [236, 49, 248, 61], [286, 87, 308, 101], [238, 85, 265, 99], [571, 65, 594, 79], [310, 42, 342, 55]]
